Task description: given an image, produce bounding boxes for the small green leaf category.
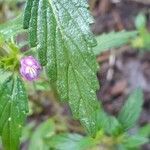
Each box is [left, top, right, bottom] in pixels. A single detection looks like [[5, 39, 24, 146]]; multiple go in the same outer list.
[[0, 15, 24, 39], [123, 134, 149, 148], [138, 124, 150, 138], [32, 80, 51, 91], [117, 144, 128, 150], [96, 110, 123, 135], [47, 133, 94, 150], [0, 75, 28, 150], [93, 31, 138, 55], [118, 89, 143, 130], [21, 122, 36, 143], [0, 69, 12, 84], [135, 13, 146, 30], [28, 119, 55, 150], [106, 117, 123, 135]]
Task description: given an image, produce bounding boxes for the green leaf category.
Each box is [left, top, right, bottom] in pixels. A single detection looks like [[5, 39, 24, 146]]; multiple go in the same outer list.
[[28, 0, 39, 47], [47, 133, 95, 150], [21, 122, 36, 143], [138, 124, 150, 138], [93, 31, 138, 55], [135, 13, 146, 30], [32, 80, 51, 91], [0, 69, 12, 85], [24, 0, 100, 135], [123, 134, 149, 148], [118, 89, 143, 130], [23, 0, 34, 29], [0, 75, 28, 150], [0, 15, 24, 39], [28, 119, 55, 150], [117, 144, 128, 150], [106, 117, 123, 135], [37, 0, 48, 65], [96, 110, 123, 135]]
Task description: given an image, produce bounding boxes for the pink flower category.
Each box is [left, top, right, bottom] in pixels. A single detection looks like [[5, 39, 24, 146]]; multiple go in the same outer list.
[[20, 56, 42, 81]]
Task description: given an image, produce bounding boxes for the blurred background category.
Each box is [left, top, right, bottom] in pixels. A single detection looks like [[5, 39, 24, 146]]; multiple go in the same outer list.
[[91, 0, 150, 123], [0, 0, 150, 149], [91, 0, 150, 125]]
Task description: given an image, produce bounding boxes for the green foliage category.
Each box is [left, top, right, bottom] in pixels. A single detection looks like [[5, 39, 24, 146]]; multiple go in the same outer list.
[[21, 122, 36, 143], [106, 117, 123, 136], [32, 80, 51, 91], [96, 110, 123, 136], [24, 116, 150, 150], [93, 31, 138, 55], [0, 15, 24, 40], [0, 69, 12, 84], [118, 89, 143, 130], [138, 124, 150, 138], [135, 13, 146, 30], [28, 119, 95, 150], [0, 74, 28, 150], [47, 133, 94, 150], [132, 13, 150, 50], [23, 0, 100, 135], [0, 42, 21, 71], [0, 1, 148, 150], [29, 119, 55, 150], [123, 134, 149, 148], [94, 13, 150, 54]]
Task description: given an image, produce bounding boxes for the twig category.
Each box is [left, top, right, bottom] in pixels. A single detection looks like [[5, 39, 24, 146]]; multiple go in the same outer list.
[[106, 49, 116, 82]]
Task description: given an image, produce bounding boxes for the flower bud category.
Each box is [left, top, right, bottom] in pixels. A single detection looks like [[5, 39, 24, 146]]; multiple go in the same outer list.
[[20, 56, 42, 81]]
